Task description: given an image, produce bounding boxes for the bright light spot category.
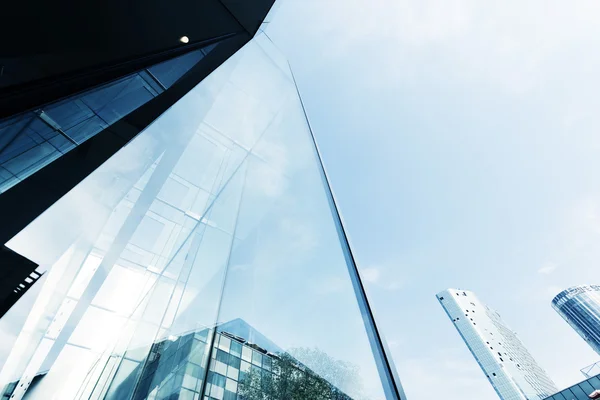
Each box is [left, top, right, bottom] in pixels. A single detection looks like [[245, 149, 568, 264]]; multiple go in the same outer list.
[[179, 36, 189, 44]]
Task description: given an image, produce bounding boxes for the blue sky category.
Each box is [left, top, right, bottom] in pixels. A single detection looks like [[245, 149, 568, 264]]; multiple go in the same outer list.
[[264, 1, 600, 398]]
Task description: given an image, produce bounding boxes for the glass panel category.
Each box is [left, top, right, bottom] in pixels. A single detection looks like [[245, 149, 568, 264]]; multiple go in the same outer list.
[[578, 380, 595, 395], [570, 384, 592, 399], [0, 33, 402, 400], [0, 44, 216, 194], [588, 376, 600, 389], [148, 49, 205, 88]]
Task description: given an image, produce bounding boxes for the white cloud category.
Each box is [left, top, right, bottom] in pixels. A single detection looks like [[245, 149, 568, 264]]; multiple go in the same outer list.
[[361, 267, 381, 283], [538, 263, 558, 275], [385, 281, 403, 291], [271, 0, 600, 94], [359, 265, 405, 293], [360, 262, 406, 292]]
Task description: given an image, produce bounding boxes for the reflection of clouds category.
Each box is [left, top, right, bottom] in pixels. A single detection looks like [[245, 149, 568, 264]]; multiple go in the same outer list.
[[1, 32, 392, 400], [7, 129, 164, 267], [246, 158, 288, 198], [279, 218, 318, 252]]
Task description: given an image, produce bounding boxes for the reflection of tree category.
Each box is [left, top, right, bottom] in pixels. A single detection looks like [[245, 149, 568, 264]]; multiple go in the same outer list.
[[289, 347, 364, 396], [238, 348, 363, 400]]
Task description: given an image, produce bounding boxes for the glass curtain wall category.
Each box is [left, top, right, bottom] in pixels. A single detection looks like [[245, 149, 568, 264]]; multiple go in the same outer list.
[[543, 374, 600, 400], [0, 33, 402, 400], [0, 43, 218, 194]]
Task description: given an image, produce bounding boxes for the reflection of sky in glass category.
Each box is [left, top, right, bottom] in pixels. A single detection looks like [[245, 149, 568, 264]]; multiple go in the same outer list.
[[0, 33, 398, 400]]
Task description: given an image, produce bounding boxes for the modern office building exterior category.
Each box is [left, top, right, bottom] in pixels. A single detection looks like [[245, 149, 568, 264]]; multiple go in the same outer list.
[[0, 1, 406, 399], [2, 319, 354, 400], [552, 285, 600, 356], [0, 0, 281, 319], [437, 289, 557, 400], [542, 374, 600, 400]]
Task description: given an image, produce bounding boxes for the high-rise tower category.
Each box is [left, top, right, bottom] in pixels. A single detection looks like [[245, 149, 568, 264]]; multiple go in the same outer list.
[[437, 289, 557, 400], [552, 285, 600, 356]]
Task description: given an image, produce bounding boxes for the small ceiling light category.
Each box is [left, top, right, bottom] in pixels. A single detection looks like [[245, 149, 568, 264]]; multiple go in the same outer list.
[[179, 36, 189, 44]]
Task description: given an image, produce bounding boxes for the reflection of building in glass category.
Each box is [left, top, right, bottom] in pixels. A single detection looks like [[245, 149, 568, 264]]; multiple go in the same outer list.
[[437, 289, 557, 400], [582, 362, 600, 379], [541, 373, 600, 400], [104, 319, 352, 400], [0, 0, 280, 320], [0, 2, 405, 399], [552, 285, 600, 356], [0, 46, 216, 194]]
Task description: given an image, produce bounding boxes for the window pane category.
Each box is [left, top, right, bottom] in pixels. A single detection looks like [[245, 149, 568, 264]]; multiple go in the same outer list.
[[0, 32, 401, 400], [0, 44, 217, 193]]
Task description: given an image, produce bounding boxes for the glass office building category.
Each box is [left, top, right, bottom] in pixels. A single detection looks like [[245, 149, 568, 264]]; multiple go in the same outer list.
[[542, 374, 600, 400], [552, 285, 600, 356], [2, 319, 354, 400], [0, 46, 216, 194], [437, 289, 557, 400], [0, 22, 405, 400], [0, 0, 281, 321]]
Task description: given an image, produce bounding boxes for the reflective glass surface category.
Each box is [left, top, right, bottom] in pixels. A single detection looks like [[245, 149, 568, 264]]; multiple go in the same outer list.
[[542, 374, 600, 400], [0, 46, 214, 194], [0, 33, 402, 400]]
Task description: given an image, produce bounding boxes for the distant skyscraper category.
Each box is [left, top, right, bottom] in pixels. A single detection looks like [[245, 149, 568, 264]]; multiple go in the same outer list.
[[552, 285, 600, 356], [437, 289, 558, 400]]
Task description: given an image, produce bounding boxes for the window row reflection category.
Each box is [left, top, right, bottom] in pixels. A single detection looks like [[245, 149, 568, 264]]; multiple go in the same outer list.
[[0, 44, 216, 193]]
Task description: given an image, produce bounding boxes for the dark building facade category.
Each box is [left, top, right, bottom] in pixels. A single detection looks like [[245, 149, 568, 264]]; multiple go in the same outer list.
[[0, 0, 277, 318], [0, 2, 405, 399]]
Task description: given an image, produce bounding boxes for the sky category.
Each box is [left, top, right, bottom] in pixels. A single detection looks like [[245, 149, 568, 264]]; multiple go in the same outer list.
[[263, 1, 600, 399]]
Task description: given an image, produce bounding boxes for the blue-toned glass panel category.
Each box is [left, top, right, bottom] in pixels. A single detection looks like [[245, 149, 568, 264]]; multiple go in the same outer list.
[[0, 33, 402, 400], [0, 44, 215, 193], [148, 49, 205, 88], [570, 384, 592, 399], [578, 380, 595, 394], [588, 376, 600, 389]]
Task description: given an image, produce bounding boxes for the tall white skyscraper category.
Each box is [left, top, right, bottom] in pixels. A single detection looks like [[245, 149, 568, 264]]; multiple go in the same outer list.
[[437, 289, 557, 400]]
